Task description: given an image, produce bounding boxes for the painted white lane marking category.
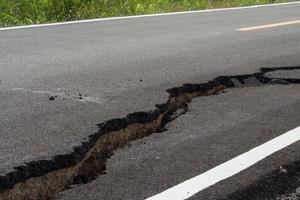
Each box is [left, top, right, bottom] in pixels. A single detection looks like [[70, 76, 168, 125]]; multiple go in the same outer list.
[[146, 127, 300, 200], [0, 2, 300, 31], [238, 20, 300, 31]]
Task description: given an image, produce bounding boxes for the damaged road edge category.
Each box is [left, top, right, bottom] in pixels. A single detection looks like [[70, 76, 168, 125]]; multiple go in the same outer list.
[[1, 66, 300, 200]]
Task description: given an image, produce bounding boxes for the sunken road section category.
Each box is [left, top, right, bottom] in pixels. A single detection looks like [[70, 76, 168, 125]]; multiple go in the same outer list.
[[0, 66, 300, 200]]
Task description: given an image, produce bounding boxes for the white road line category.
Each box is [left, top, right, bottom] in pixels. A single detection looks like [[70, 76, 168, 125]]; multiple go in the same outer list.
[[0, 1, 300, 31], [146, 127, 300, 200]]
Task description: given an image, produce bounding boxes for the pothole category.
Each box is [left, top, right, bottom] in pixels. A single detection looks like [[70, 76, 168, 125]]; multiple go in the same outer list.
[[1, 66, 300, 200]]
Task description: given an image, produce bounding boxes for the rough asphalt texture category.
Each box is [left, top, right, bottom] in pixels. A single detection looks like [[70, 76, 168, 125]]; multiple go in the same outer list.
[[0, 2, 300, 199], [57, 85, 300, 200]]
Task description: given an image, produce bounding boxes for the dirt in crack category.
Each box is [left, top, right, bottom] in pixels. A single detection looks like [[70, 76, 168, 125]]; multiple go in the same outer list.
[[1, 66, 300, 200]]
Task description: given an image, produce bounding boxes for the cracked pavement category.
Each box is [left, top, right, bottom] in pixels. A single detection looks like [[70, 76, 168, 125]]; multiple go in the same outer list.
[[0, 2, 300, 199], [56, 84, 300, 200]]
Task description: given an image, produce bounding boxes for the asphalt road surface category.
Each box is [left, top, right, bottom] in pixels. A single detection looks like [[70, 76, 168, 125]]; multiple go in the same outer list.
[[0, 2, 300, 200]]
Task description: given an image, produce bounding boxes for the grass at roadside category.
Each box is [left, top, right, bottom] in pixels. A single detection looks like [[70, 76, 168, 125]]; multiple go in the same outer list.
[[0, 0, 298, 27]]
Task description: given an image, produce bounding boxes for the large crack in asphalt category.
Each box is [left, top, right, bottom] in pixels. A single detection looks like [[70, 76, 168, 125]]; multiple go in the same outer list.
[[0, 66, 300, 200]]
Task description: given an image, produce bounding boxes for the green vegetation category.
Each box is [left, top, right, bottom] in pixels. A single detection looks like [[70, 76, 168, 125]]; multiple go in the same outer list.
[[0, 0, 296, 27]]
